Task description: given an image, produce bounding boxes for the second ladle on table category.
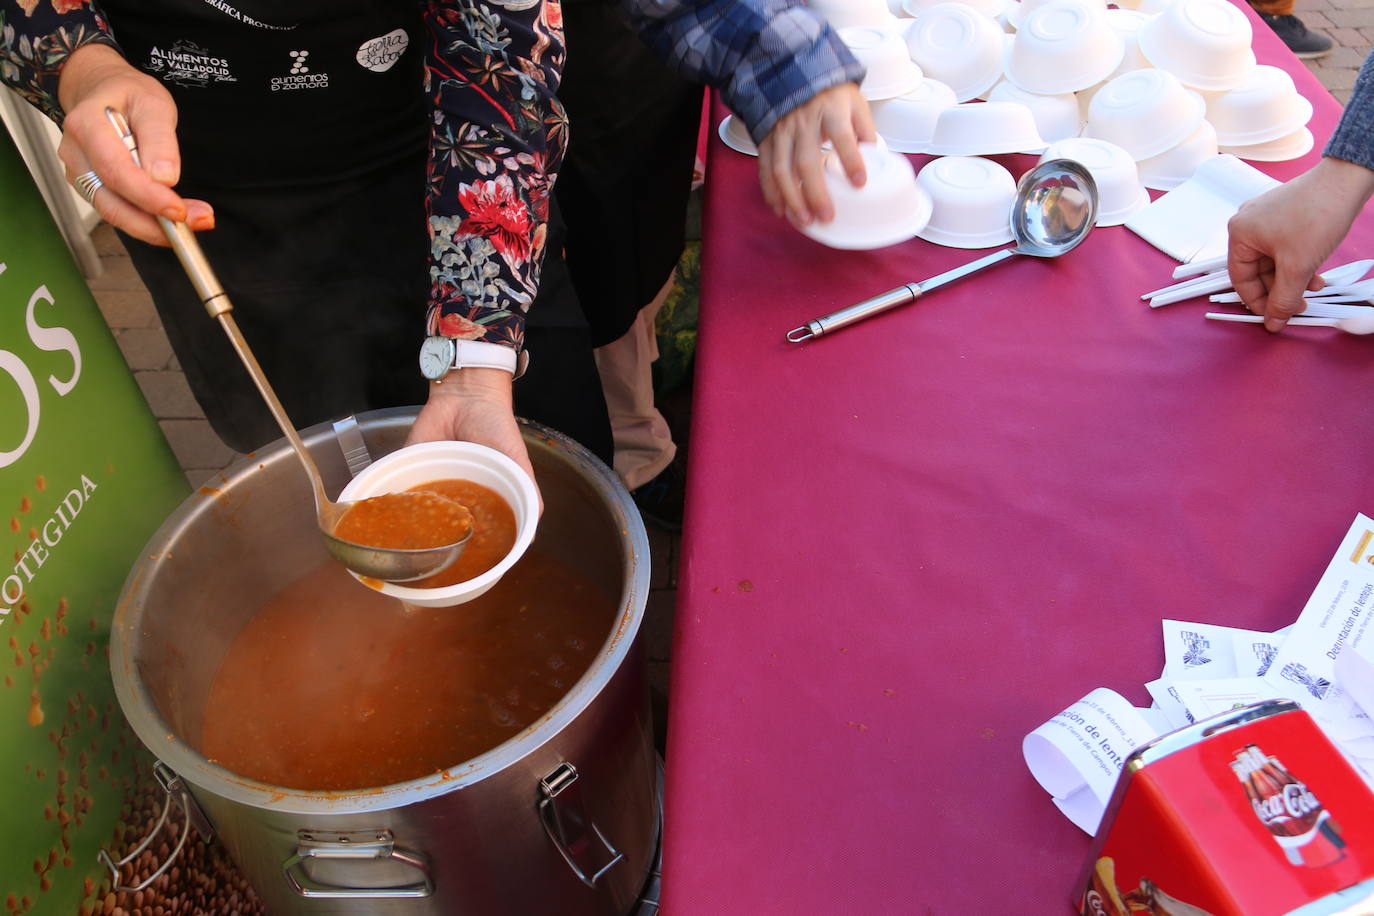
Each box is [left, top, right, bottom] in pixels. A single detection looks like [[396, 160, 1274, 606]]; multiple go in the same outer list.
[[786, 158, 1099, 342], [105, 109, 470, 583]]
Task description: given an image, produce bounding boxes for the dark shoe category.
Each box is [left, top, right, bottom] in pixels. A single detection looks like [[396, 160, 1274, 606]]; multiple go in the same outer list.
[[1260, 14, 1333, 59], [631, 455, 687, 533]]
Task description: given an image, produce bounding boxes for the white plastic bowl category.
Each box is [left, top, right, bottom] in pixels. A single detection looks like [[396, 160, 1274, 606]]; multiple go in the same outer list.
[[916, 155, 1018, 248], [1003, 0, 1125, 94], [336, 441, 541, 606], [1102, 9, 1153, 78], [812, 0, 904, 29], [1219, 126, 1315, 162], [717, 114, 759, 156], [988, 80, 1083, 149], [1039, 137, 1148, 225], [903, 3, 1006, 101], [1205, 65, 1314, 146], [903, 0, 1010, 20], [799, 139, 934, 250], [1136, 119, 1219, 190], [1007, 0, 1107, 29], [1082, 68, 1205, 160], [870, 78, 960, 152], [925, 101, 1046, 155], [841, 25, 926, 100], [1137, 0, 1256, 91]]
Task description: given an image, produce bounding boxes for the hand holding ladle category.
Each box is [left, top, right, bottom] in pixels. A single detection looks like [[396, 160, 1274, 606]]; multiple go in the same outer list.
[[104, 108, 470, 582]]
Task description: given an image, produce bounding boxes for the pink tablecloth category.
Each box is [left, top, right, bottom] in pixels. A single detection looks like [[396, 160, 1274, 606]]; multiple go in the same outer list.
[[661, 14, 1374, 916]]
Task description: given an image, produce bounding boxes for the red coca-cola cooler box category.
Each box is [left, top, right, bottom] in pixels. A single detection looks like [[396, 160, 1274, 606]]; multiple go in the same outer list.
[[1077, 699, 1374, 916]]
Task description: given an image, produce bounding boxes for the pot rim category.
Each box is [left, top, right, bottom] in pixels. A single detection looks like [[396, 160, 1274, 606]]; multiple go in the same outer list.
[[110, 412, 651, 814]]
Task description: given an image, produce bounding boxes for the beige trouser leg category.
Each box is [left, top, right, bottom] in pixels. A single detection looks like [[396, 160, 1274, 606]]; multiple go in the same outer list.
[[594, 275, 678, 490]]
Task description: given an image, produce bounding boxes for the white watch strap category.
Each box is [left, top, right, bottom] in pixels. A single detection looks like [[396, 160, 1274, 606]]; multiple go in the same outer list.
[[449, 339, 520, 375]]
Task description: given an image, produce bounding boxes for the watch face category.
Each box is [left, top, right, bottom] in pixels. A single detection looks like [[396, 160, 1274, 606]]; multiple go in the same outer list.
[[418, 337, 455, 380]]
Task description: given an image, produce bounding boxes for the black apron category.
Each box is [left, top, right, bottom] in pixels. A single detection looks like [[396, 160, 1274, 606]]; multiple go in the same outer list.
[[104, 0, 613, 463], [553, 0, 703, 347]]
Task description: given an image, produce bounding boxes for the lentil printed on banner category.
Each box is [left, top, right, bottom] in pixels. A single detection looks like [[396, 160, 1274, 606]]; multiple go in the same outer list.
[[0, 128, 260, 914]]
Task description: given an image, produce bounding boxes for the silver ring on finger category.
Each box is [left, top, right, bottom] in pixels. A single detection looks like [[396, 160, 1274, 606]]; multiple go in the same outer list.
[[73, 169, 103, 205]]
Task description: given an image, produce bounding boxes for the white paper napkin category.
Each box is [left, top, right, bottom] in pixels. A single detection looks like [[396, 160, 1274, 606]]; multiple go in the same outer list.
[[1125, 154, 1281, 262]]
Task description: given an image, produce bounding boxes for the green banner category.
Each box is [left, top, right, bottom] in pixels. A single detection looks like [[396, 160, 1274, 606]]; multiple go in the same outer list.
[[0, 126, 190, 913]]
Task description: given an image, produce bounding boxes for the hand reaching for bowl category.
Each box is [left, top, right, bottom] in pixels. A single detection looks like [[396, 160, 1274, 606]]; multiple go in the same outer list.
[[56, 44, 215, 245], [757, 83, 877, 227]]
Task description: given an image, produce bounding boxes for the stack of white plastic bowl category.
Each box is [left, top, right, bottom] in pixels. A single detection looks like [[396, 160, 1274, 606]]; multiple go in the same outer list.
[[903, 3, 1006, 101], [1039, 137, 1149, 225], [916, 156, 1019, 248], [870, 78, 960, 152], [841, 25, 926, 100], [925, 100, 1046, 155], [799, 138, 935, 250], [1205, 64, 1315, 161]]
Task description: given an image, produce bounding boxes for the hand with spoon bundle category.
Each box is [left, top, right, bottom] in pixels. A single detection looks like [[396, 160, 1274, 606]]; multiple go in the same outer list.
[[1226, 158, 1374, 331]]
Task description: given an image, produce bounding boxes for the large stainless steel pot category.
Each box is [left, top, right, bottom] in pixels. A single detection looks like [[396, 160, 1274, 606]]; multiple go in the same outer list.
[[110, 410, 657, 914]]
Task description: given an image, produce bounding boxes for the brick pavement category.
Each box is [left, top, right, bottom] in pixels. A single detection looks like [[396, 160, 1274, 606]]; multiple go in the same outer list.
[[1296, 0, 1374, 103]]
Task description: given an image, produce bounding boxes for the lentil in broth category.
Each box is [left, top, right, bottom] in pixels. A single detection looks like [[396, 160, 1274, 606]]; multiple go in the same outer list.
[[197, 548, 614, 790]]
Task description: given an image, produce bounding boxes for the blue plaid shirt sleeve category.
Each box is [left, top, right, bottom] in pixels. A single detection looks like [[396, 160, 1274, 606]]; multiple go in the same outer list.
[[620, 0, 865, 142], [1326, 49, 1374, 172]]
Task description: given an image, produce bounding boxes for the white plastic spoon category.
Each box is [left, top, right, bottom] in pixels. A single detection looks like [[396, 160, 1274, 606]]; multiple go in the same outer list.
[[1205, 312, 1374, 334], [1142, 269, 1229, 301], [1172, 254, 1229, 279]]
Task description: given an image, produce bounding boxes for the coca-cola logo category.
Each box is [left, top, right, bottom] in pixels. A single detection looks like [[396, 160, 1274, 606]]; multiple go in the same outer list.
[[1252, 781, 1321, 824]]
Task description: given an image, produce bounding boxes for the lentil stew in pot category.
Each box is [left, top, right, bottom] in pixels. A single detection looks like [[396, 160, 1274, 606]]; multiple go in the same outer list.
[[196, 546, 616, 790]]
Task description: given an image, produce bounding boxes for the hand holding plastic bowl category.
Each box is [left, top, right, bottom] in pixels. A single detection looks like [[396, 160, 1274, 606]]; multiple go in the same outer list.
[[337, 441, 541, 607]]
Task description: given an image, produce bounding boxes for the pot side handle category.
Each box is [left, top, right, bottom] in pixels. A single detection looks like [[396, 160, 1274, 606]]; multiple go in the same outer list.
[[281, 829, 433, 899], [98, 761, 214, 894], [538, 762, 624, 888]]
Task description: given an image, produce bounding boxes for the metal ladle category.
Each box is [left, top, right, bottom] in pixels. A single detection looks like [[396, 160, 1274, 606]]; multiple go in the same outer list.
[[104, 109, 469, 582], [786, 158, 1099, 343]]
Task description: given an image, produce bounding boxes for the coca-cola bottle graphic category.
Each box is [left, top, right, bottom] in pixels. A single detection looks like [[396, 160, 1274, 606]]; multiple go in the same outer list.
[[1230, 744, 1346, 867]]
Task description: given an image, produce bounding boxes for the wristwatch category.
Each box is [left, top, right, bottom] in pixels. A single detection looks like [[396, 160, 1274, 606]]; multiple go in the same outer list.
[[418, 336, 528, 381]]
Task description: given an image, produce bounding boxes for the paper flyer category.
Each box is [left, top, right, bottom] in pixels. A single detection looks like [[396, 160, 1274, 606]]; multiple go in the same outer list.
[[1022, 689, 1161, 834], [1026, 515, 1374, 832], [1232, 629, 1284, 677], [1167, 677, 1286, 720], [1264, 514, 1374, 737], [1162, 620, 1240, 680], [1144, 677, 1195, 731]]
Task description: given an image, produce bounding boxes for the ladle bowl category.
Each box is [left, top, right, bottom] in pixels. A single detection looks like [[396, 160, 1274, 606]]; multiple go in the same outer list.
[[106, 108, 470, 582], [787, 158, 1099, 341]]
